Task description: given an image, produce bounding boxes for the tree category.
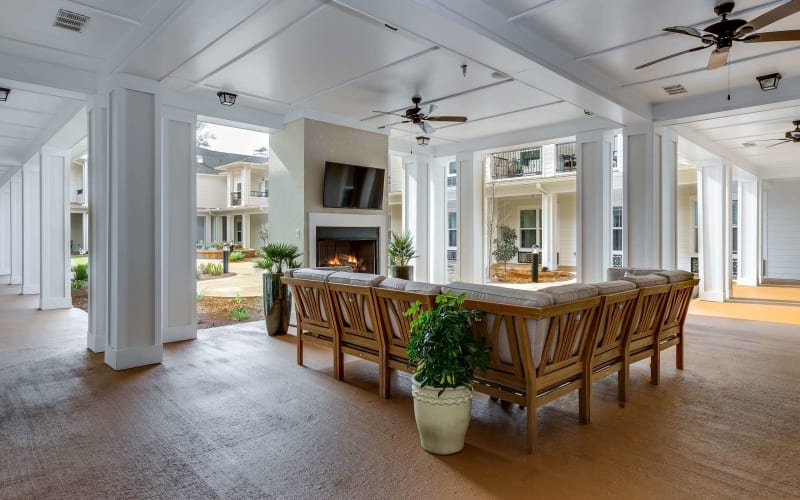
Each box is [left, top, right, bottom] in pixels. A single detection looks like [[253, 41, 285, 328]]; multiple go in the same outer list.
[[196, 122, 216, 148], [492, 225, 518, 272]]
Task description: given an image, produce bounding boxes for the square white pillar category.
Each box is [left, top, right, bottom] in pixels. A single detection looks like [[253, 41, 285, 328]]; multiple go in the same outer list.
[[576, 130, 613, 283], [88, 100, 109, 353], [737, 174, 760, 286], [22, 157, 41, 295], [0, 184, 10, 276], [81, 213, 89, 253], [105, 86, 163, 370], [698, 159, 731, 302], [161, 107, 197, 343], [39, 146, 71, 310], [204, 214, 212, 243], [429, 157, 448, 284], [624, 124, 661, 268], [403, 154, 431, 282], [659, 128, 678, 270], [456, 151, 484, 284], [242, 213, 251, 249], [541, 193, 559, 271], [10, 171, 23, 284], [226, 215, 234, 243]]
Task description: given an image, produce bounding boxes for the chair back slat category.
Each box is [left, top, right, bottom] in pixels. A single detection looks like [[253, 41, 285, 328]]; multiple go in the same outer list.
[[283, 277, 337, 339], [328, 283, 382, 352], [538, 301, 599, 378], [629, 284, 671, 349], [467, 309, 528, 391], [372, 288, 435, 363], [593, 289, 640, 358], [661, 280, 696, 335]]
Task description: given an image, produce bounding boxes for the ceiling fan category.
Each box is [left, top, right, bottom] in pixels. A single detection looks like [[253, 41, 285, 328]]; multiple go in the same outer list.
[[373, 96, 467, 134], [636, 0, 800, 70], [753, 120, 800, 147]]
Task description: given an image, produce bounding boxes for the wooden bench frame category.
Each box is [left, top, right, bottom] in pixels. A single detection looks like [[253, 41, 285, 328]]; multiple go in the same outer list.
[[282, 276, 340, 377]]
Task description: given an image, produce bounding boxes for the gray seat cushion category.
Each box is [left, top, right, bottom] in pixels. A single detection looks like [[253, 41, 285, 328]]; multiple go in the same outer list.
[[406, 282, 442, 294], [622, 274, 668, 288], [607, 267, 665, 281], [444, 282, 553, 307], [589, 280, 636, 295], [655, 270, 694, 283], [291, 268, 338, 282], [542, 283, 598, 304], [328, 271, 385, 287], [377, 277, 410, 290], [283, 266, 352, 278]]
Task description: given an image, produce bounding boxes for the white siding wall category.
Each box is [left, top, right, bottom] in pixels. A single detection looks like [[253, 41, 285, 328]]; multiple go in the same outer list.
[[677, 184, 697, 272], [196, 174, 227, 209], [70, 162, 84, 203], [764, 179, 800, 279], [558, 192, 577, 267]]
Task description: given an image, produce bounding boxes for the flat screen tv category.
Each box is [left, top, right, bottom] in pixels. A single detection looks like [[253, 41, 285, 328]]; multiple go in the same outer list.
[[322, 161, 385, 210]]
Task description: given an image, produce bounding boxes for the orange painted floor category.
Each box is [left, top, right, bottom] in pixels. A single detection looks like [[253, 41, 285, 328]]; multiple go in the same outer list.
[[732, 283, 800, 302], [690, 284, 800, 326]]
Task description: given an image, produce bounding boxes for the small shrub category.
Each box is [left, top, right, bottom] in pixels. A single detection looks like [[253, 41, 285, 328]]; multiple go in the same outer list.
[[73, 263, 89, 281], [492, 225, 518, 271], [196, 291, 206, 302], [207, 263, 224, 276], [256, 257, 271, 270], [227, 294, 250, 321], [71, 280, 87, 290], [229, 251, 245, 262]]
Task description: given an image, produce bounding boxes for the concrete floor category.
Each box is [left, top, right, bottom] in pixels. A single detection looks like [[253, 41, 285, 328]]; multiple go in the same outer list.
[[1, 278, 799, 498]]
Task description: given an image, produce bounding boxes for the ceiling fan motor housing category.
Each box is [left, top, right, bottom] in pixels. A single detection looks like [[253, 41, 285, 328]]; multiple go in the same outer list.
[[714, 1, 735, 17]]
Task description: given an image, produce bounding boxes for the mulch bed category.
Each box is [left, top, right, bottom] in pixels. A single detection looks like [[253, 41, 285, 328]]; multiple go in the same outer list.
[[198, 272, 236, 281], [489, 263, 576, 284], [71, 287, 265, 330]]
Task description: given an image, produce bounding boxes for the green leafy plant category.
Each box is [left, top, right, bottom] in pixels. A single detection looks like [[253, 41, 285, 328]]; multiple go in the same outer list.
[[258, 224, 269, 246], [492, 224, 518, 271], [73, 263, 89, 281], [406, 291, 489, 395], [258, 243, 302, 273], [71, 280, 87, 290], [227, 294, 250, 321], [198, 262, 224, 276], [229, 251, 246, 262], [388, 230, 417, 267], [196, 291, 206, 302]]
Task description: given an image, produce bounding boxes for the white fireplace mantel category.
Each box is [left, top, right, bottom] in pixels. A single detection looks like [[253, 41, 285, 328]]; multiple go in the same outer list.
[[308, 212, 388, 273]]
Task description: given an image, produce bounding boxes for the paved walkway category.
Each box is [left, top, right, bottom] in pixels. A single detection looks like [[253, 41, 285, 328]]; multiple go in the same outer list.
[[197, 259, 264, 297]]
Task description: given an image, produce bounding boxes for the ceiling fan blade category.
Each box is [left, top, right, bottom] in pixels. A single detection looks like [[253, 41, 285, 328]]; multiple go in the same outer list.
[[663, 26, 705, 38], [425, 116, 468, 122], [741, 29, 800, 42], [371, 110, 408, 119], [766, 139, 792, 148], [738, 0, 800, 35], [634, 44, 711, 70], [419, 122, 435, 134], [426, 104, 437, 115], [377, 120, 410, 129], [707, 48, 729, 70]]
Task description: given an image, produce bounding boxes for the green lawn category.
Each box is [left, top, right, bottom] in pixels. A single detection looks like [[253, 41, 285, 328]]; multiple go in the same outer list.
[[70, 255, 88, 268]]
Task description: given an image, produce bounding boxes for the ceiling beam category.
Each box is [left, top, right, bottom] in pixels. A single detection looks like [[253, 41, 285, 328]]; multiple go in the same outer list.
[[0, 53, 95, 96], [21, 100, 86, 165], [672, 124, 760, 176], [507, 0, 563, 22], [62, 0, 142, 25]]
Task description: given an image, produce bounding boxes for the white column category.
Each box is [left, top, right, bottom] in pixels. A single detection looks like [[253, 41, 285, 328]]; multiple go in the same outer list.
[[0, 184, 10, 276], [105, 85, 163, 370], [429, 157, 447, 284], [204, 214, 212, 242], [161, 106, 197, 343], [737, 172, 759, 286], [659, 128, 678, 270], [540, 193, 558, 271], [213, 215, 222, 242], [456, 151, 484, 283], [81, 212, 89, 253], [624, 124, 661, 268], [39, 146, 71, 310], [88, 99, 109, 353], [242, 213, 251, 249], [82, 159, 89, 207], [241, 165, 251, 207], [698, 159, 731, 302], [22, 157, 41, 295], [576, 130, 613, 283], [226, 216, 234, 243], [10, 171, 23, 284], [403, 154, 431, 282]]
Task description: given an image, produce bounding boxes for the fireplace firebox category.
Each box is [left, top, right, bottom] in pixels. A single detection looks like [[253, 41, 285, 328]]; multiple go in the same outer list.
[[316, 226, 379, 274]]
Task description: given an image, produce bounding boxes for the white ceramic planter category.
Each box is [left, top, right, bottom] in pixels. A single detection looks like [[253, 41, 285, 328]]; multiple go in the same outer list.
[[411, 377, 473, 455]]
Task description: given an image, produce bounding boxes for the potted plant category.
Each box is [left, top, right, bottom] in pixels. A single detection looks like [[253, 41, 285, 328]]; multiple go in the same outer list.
[[405, 291, 489, 454], [388, 230, 417, 280], [258, 242, 302, 336]]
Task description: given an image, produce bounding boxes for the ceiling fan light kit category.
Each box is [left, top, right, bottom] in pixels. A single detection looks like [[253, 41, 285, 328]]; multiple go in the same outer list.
[[756, 73, 782, 91], [416, 136, 430, 146], [374, 96, 468, 135], [635, 0, 800, 70]]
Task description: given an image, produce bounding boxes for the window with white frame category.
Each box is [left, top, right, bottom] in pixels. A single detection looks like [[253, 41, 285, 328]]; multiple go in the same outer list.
[[519, 209, 540, 249], [447, 211, 457, 261], [693, 199, 699, 254], [612, 206, 623, 252], [731, 199, 738, 255], [447, 161, 457, 187]]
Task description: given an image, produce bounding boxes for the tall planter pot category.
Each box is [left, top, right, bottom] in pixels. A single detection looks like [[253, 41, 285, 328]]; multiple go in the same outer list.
[[263, 272, 291, 336], [391, 265, 414, 280], [411, 378, 473, 455]]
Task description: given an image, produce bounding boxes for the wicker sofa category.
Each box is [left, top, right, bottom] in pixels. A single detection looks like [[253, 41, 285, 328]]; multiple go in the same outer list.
[[281, 267, 698, 453]]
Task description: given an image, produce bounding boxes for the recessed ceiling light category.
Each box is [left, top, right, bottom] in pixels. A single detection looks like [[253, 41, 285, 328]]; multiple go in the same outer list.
[[490, 71, 509, 80], [0, 88, 10, 102], [54, 9, 90, 33]]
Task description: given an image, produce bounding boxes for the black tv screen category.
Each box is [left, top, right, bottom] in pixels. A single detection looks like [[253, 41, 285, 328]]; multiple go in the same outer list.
[[323, 162, 385, 210]]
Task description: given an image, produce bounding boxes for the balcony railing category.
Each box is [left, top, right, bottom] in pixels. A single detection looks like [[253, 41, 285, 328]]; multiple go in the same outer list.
[[556, 142, 576, 173], [230, 192, 242, 206], [250, 189, 269, 198], [447, 176, 457, 187], [490, 146, 543, 180]]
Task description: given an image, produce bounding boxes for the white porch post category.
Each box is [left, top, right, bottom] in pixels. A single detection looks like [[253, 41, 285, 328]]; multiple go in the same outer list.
[[10, 172, 23, 284], [737, 172, 760, 286], [213, 215, 222, 242], [39, 146, 71, 310], [659, 128, 678, 270], [204, 214, 212, 242], [698, 159, 731, 302], [81, 213, 89, 253], [226, 216, 234, 243], [22, 157, 41, 295], [161, 106, 197, 344], [540, 193, 558, 271], [403, 154, 431, 282], [456, 151, 484, 283], [0, 184, 9, 277], [576, 130, 613, 283], [429, 157, 447, 284], [87, 99, 109, 353], [241, 165, 251, 207], [105, 84, 163, 370], [242, 213, 251, 249], [624, 124, 661, 268]]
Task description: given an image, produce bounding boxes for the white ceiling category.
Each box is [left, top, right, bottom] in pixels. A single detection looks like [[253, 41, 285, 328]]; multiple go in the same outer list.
[[0, 0, 799, 180]]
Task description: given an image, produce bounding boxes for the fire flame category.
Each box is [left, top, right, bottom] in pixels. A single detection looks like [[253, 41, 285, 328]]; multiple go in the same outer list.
[[326, 253, 361, 272]]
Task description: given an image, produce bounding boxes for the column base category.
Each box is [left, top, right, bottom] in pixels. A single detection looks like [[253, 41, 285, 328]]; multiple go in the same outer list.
[[40, 296, 72, 310], [163, 325, 197, 344], [87, 331, 106, 353], [700, 290, 724, 303], [22, 284, 40, 295], [736, 277, 757, 286], [104, 343, 163, 370]]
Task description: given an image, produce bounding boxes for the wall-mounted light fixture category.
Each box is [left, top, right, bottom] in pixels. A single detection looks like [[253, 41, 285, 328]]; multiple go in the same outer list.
[[416, 136, 430, 146], [217, 91, 237, 106], [0, 88, 11, 102], [756, 73, 781, 91]]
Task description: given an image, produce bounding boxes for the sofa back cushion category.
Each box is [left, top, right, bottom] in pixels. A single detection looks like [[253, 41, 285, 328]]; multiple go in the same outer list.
[[328, 271, 385, 287], [607, 267, 664, 281], [622, 274, 668, 288], [655, 270, 694, 283], [589, 280, 636, 295], [542, 283, 598, 304]]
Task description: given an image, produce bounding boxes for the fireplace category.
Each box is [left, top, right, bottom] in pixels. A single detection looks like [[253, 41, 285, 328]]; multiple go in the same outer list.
[[316, 226, 379, 274]]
